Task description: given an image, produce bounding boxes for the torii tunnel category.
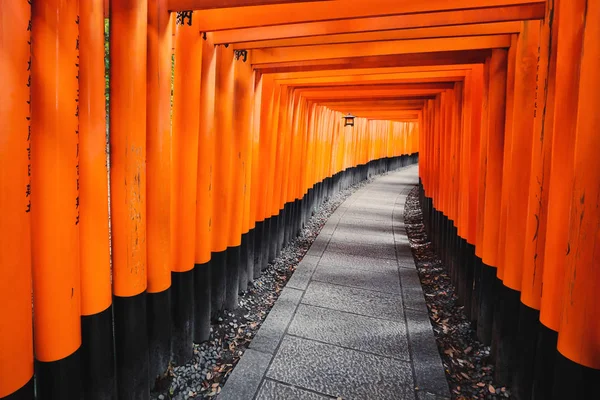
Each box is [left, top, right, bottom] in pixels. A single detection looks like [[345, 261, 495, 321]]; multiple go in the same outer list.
[[1, 0, 598, 399]]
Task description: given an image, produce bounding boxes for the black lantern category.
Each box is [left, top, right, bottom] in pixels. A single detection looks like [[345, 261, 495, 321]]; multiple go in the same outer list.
[[342, 113, 355, 127]]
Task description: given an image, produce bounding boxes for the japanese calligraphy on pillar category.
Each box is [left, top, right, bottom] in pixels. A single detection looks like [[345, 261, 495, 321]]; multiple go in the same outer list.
[[75, 14, 80, 225], [534, 46, 540, 119], [25, 0, 32, 213]]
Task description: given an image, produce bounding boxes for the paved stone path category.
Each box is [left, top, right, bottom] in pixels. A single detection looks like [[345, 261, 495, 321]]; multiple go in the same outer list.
[[220, 166, 450, 400]]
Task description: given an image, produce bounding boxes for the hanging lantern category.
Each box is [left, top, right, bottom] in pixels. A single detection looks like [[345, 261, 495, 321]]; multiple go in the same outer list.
[[342, 113, 355, 127]]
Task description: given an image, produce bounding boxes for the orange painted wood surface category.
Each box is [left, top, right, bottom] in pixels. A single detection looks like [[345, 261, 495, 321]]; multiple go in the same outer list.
[[0, 0, 34, 395]]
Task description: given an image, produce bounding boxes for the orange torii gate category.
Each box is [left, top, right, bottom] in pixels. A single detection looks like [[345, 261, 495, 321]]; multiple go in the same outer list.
[[1, 0, 599, 399]]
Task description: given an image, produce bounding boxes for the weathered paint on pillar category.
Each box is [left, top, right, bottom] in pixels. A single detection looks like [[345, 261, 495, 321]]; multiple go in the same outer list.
[[0, 1, 34, 397], [109, 0, 150, 397]]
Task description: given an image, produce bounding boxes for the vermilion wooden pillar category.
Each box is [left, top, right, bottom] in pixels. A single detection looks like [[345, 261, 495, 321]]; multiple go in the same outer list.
[[31, 0, 82, 397], [555, 1, 600, 396], [515, 1, 558, 397], [250, 71, 264, 277], [147, 0, 173, 381], [110, 0, 150, 397], [194, 31, 216, 340], [494, 20, 540, 387], [0, 1, 34, 398], [535, 1, 585, 398], [228, 50, 249, 298], [211, 44, 235, 315], [233, 49, 254, 291], [79, 0, 115, 397], [171, 10, 202, 364]]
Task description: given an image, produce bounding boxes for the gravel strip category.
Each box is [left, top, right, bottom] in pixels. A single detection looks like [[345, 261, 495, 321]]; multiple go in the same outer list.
[[404, 187, 512, 400], [151, 177, 373, 400]]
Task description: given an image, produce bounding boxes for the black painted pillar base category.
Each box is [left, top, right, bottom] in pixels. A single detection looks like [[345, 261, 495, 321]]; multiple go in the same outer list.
[[471, 256, 483, 324], [171, 270, 194, 365], [304, 188, 312, 224], [113, 292, 150, 400], [253, 221, 264, 277], [247, 228, 255, 285], [492, 281, 520, 386], [477, 263, 496, 345], [262, 217, 271, 270], [552, 352, 600, 400], [282, 202, 291, 247], [239, 233, 249, 293], [512, 303, 540, 400], [532, 325, 558, 400], [225, 246, 241, 310], [461, 242, 475, 316], [36, 349, 82, 400], [210, 250, 227, 320], [277, 207, 285, 256], [147, 289, 171, 385], [294, 199, 302, 237], [268, 215, 278, 263], [81, 305, 116, 399], [2, 377, 34, 400], [193, 261, 211, 343]]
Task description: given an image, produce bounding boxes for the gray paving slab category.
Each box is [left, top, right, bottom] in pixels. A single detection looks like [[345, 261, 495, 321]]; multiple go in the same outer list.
[[218, 349, 272, 400], [416, 391, 451, 400], [393, 221, 408, 231], [301, 255, 322, 265], [288, 304, 410, 360], [341, 217, 394, 228], [306, 237, 329, 257], [249, 287, 303, 354], [286, 260, 318, 291], [335, 221, 394, 237], [399, 268, 429, 314], [319, 250, 398, 274], [353, 199, 397, 206], [325, 240, 397, 260], [405, 309, 451, 397], [342, 209, 393, 221], [255, 380, 330, 400], [318, 223, 336, 236], [266, 336, 415, 400], [330, 230, 395, 246], [222, 166, 448, 400], [311, 263, 401, 294], [349, 202, 396, 211], [302, 281, 405, 321], [397, 252, 417, 268], [396, 241, 413, 254]]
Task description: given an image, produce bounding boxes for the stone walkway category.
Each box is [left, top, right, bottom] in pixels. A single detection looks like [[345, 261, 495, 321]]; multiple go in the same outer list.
[[219, 165, 450, 400]]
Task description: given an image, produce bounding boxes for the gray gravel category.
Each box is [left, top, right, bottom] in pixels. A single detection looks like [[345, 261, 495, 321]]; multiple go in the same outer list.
[[151, 177, 373, 399]]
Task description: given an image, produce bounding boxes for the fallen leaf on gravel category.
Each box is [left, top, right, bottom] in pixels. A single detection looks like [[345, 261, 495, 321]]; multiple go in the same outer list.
[[489, 384, 496, 394]]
